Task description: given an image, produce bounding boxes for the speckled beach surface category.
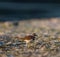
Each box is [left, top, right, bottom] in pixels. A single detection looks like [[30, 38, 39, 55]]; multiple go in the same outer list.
[[0, 18, 60, 57]]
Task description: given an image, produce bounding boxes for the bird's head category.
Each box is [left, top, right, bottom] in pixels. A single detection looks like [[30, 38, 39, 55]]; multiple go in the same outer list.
[[31, 33, 37, 41]]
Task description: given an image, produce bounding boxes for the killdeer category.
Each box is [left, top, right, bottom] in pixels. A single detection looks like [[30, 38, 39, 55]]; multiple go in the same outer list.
[[15, 33, 37, 46]]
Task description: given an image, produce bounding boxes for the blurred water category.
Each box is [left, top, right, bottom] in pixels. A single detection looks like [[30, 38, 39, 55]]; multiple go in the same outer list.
[[0, 3, 60, 21]]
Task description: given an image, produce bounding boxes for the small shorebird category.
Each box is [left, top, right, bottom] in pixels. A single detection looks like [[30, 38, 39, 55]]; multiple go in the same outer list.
[[15, 33, 37, 46]]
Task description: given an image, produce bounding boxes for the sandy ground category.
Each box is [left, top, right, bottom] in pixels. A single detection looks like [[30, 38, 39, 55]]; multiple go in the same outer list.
[[0, 18, 60, 57]]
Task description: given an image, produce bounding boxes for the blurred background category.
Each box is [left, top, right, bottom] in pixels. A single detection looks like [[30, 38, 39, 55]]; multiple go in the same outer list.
[[0, 0, 60, 21]]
